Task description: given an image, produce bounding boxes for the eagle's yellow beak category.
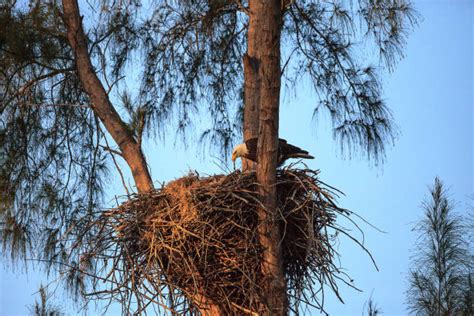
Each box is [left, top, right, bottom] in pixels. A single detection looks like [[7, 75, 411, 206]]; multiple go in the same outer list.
[[231, 153, 237, 170]]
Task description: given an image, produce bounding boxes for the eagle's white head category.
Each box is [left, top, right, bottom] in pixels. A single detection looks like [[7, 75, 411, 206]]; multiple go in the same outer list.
[[231, 143, 248, 162]]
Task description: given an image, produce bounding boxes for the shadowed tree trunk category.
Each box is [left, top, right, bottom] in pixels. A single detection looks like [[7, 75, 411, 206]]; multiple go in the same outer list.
[[242, 52, 260, 171], [247, 0, 287, 314]]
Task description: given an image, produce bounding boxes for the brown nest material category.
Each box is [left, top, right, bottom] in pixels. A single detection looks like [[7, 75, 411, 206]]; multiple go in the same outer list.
[[86, 168, 371, 315]]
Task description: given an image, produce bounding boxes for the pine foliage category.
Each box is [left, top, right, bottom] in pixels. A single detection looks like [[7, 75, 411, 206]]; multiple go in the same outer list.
[[0, 1, 107, 284], [406, 178, 473, 315], [0, 0, 419, 306], [28, 284, 62, 316]]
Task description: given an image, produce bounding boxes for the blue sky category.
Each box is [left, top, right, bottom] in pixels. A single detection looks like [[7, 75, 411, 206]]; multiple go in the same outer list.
[[1, 1, 473, 315]]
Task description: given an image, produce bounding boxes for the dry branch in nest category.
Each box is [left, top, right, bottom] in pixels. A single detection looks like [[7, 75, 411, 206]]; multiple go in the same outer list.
[[84, 167, 371, 315]]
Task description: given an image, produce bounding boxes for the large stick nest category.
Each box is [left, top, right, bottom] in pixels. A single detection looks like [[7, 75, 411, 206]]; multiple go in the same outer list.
[[87, 168, 367, 315]]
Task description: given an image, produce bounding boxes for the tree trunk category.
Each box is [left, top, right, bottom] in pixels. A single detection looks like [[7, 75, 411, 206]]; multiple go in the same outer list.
[[62, 0, 153, 193], [62, 1, 222, 314], [247, 1, 288, 314], [242, 52, 260, 171]]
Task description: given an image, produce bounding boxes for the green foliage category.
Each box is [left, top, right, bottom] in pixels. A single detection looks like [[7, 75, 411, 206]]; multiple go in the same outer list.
[[95, 0, 418, 161], [1, 0, 418, 162], [0, 0, 419, 306], [0, 0, 421, 166], [0, 1, 107, 293], [143, 0, 417, 161], [406, 178, 473, 315], [363, 292, 382, 315], [365, 297, 382, 316], [283, 0, 418, 162], [135, 0, 245, 155], [28, 284, 62, 316]]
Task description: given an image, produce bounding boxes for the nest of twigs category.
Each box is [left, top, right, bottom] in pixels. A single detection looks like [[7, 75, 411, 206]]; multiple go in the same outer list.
[[88, 168, 365, 315]]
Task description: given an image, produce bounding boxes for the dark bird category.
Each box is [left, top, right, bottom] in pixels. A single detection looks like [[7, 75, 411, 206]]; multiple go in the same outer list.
[[231, 138, 314, 167]]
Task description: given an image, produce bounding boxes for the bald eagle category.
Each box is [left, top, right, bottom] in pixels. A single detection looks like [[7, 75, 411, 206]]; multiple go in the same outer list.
[[231, 138, 314, 167]]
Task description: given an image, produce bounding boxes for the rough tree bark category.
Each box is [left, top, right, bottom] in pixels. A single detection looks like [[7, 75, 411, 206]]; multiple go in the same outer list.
[[242, 52, 260, 171], [62, 1, 222, 314], [247, 0, 288, 314], [62, 0, 153, 193]]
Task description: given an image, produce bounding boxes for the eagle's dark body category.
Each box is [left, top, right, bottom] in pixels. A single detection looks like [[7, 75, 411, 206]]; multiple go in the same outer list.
[[244, 138, 314, 166]]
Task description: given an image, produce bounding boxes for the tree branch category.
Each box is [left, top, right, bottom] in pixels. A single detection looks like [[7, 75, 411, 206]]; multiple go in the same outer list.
[[61, 0, 153, 193]]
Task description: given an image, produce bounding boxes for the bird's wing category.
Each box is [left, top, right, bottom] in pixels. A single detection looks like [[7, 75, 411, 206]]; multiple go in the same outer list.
[[282, 142, 310, 155], [245, 137, 258, 152], [244, 137, 258, 161], [245, 138, 313, 163]]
